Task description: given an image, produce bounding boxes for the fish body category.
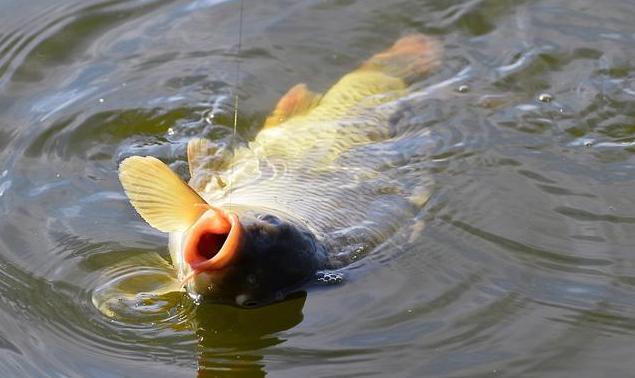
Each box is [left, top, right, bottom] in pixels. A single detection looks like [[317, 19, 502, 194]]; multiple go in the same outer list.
[[119, 34, 441, 306]]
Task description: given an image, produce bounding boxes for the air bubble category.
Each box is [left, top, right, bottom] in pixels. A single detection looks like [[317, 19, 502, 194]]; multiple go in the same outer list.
[[204, 110, 215, 125], [316, 271, 343, 285], [537, 93, 553, 103]]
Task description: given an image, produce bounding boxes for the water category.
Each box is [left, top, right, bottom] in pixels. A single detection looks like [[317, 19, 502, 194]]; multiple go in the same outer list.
[[1, 0, 635, 376]]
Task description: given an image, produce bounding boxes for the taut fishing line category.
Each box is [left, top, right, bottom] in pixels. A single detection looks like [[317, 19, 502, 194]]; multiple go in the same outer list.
[[228, 0, 245, 211]]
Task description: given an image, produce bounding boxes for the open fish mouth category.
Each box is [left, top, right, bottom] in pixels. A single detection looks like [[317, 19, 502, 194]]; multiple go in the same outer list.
[[184, 208, 243, 273]]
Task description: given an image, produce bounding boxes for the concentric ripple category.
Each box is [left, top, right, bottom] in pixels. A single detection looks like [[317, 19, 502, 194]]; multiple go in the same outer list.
[[0, 0, 635, 377]]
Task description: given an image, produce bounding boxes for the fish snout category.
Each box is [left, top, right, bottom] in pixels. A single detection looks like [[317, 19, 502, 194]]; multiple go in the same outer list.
[[182, 209, 327, 305], [183, 208, 243, 273]]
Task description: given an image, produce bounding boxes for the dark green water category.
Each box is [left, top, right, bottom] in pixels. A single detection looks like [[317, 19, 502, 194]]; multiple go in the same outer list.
[[1, 0, 635, 376]]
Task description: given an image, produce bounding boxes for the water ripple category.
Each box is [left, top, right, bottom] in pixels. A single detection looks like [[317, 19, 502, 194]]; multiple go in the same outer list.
[[0, 0, 635, 376]]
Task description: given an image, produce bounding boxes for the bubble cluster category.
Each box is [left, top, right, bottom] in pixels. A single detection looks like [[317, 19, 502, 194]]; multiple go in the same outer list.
[[315, 271, 343, 285]]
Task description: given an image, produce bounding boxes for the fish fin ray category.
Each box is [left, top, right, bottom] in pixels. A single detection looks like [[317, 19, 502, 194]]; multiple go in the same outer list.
[[310, 34, 441, 119], [263, 83, 322, 128], [361, 34, 441, 83], [119, 156, 208, 232], [187, 138, 216, 177]]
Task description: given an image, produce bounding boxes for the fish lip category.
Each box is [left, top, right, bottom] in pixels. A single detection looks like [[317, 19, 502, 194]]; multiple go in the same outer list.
[[183, 208, 242, 274]]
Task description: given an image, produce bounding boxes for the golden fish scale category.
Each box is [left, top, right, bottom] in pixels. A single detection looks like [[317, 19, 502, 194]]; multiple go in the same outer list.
[[195, 69, 421, 243]]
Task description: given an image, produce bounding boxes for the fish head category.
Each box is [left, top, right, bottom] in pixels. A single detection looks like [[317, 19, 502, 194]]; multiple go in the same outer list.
[[181, 207, 326, 307], [118, 156, 327, 307]]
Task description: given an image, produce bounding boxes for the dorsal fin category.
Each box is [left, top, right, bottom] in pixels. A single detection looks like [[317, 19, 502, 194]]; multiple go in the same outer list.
[[119, 156, 209, 232], [263, 83, 322, 128]]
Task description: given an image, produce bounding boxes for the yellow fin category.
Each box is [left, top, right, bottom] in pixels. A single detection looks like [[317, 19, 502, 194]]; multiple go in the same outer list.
[[187, 138, 216, 177], [263, 83, 322, 128], [304, 34, 441, 120], [186, 138, 230, 192], [361, 34, 441, 83], [119, 156, 208, 232]]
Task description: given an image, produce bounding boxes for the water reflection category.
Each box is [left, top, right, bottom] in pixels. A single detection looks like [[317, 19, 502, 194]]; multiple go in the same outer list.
[[90, 248, 307, 377], [193, 293, 306, 377], [0, 0, 635, 376]]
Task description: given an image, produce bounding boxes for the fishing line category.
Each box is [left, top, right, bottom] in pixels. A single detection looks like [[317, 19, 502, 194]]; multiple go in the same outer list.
[[228, 0, 245, 211]]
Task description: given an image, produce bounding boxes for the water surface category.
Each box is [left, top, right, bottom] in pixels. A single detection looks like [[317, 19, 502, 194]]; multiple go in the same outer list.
[[1, 0, 635, 376]]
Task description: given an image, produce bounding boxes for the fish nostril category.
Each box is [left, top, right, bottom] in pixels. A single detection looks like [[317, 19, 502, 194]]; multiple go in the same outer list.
[[259, 214, 282, 225], [243, 301, 259, 308]]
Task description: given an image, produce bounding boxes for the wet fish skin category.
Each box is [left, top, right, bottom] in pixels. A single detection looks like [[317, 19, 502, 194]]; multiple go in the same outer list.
[[188, 210, 328, 307], [119, 34, 441, 307]]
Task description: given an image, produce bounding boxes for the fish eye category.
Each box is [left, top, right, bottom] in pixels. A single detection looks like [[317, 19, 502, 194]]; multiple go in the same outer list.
[[258, 214, 282, 225]]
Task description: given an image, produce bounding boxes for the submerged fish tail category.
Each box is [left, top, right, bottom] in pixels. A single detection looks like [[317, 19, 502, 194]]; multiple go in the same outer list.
[[307, 34, 442, 120], [361, 34, 441, 83]]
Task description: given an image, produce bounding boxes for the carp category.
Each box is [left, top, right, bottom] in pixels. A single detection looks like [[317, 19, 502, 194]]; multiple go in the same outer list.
[[119, 34, 441, 307]]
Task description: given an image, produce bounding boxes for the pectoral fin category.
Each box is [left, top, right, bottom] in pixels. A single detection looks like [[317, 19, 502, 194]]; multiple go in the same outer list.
[[263, 83, 322, 128], [187, 138, 216, 177], [119, 156, 209, 232]]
